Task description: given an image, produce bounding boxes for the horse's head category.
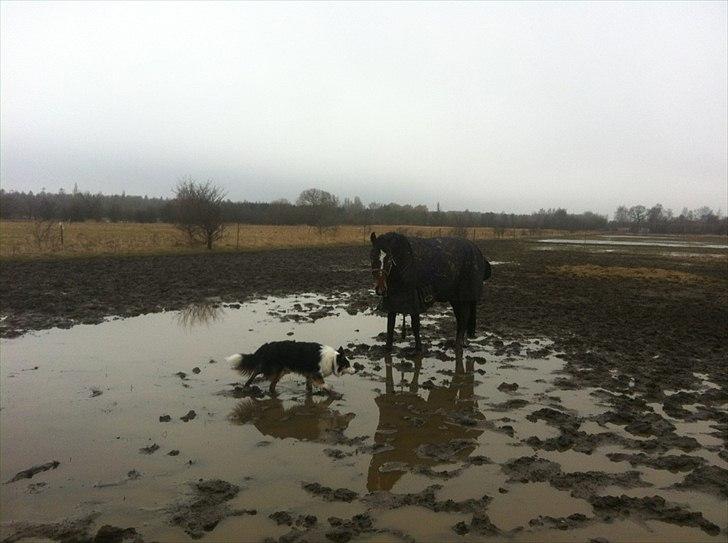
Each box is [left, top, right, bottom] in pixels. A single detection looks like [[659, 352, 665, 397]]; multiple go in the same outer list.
[[370, 232, 393, 295]]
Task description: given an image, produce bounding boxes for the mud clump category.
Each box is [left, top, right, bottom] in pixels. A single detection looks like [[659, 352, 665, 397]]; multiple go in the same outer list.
[[528, 513, 591, 530], [502, 456, 561, 483], [490, 399, 529, 411], [526, 426, 703, 455], [497, 382, 519, 392], [180, 410, 197, 422], [526, 407, 579, 429], [589, 494, 720, 535], [362, 484, 491, 514], [550, 470, 649, 499], [139, 444, 159, 455], [673, 465, 728, 497], [265, 513, 398, 543], [503, 456, 650, 499], [452, 512, 501, 536], [269, 511, 294, 526], [301, 482, 358, 502], [416, 438, 477, 462], [159, 414, 172, 422], [1, 513, 143, 543], [325, 514, 374, 543], [5, 460, 60, 483], [606, 452, 706, 472], [1, 513, 99, 543], [167, 479, 256, 539], [623, 414, 676, 437], [323, 448, 349, 459]]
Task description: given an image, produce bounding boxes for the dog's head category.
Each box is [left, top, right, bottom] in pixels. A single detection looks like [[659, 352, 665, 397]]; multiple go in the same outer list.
[[336, 347, 356, 375]]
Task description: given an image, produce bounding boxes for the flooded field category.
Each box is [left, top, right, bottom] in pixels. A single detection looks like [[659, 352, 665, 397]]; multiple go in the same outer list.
[[2, 293, 726, 542]]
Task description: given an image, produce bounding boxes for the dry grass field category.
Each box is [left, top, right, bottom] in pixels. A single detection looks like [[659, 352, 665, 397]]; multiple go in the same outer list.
[[0, 221, 554, 258]]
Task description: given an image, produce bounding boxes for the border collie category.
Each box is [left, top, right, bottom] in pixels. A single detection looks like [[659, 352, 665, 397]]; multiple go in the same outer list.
[[225, 341, 355, 395]]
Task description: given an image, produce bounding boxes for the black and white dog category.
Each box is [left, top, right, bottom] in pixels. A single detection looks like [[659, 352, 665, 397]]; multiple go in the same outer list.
[[226, 341, 355, 395]]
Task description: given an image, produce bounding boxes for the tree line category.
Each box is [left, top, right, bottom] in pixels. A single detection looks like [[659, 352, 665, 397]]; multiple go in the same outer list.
[[1, 184, 725, 235]]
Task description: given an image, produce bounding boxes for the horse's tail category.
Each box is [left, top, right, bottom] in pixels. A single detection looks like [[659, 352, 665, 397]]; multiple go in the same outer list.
[[226, 353, 256, 375], [483, 260, 492, 281]]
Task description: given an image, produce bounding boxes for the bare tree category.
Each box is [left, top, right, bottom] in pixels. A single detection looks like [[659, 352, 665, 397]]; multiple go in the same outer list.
[[296, 188, 340, 234], [628, 205, 647, 232], [296, 188, 339, 208], [173, 177, 227, 250]]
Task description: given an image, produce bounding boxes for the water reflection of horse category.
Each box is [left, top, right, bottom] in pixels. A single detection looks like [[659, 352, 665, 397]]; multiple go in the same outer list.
[[228, 395, 355, 443], [367, 353, 484, 491]]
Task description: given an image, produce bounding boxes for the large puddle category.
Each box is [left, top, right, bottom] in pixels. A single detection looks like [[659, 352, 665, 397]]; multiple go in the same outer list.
[[1, 295, 726, 541], [538, 238, 728, 250]]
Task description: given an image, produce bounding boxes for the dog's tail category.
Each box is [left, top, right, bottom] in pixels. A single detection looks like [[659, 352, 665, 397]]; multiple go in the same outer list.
[[226, 353, 256, 375]]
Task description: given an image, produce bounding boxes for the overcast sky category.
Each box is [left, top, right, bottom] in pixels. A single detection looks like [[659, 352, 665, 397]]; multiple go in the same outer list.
[[1, 1, 726, 215]]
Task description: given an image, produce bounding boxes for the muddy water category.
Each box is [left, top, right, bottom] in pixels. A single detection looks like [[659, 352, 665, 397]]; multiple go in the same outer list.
[[1, 295, 726, 542]]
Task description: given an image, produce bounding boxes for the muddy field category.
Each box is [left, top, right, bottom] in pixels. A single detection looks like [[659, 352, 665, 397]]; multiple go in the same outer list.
[[1, 238, 727, 542]]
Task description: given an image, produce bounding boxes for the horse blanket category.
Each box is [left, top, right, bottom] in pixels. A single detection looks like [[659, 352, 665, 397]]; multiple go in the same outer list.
[[376, 234, 491, 314]]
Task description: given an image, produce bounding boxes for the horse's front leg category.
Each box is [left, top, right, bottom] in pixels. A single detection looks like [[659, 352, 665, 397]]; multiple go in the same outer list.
[[411, 313, 423, 353], [385, 312, 396, 351]]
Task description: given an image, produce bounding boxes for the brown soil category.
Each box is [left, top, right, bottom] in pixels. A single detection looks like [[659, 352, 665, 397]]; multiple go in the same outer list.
[[2, 239, 726, 383]]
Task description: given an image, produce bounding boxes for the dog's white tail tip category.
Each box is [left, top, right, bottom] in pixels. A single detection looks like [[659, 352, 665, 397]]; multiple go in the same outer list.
[[225, 353, 243, 365]]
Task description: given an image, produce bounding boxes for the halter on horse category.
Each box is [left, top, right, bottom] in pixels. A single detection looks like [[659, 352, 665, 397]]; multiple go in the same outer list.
[[371, 248, 395, 296]]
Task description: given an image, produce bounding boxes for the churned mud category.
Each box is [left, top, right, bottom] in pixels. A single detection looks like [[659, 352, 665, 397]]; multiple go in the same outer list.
[[1, 239, 727, 541]]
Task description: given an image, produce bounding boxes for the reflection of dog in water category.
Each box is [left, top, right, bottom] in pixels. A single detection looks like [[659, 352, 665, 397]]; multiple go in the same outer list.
[[226, 341, 355, 395], [229, 396, 355, 443]]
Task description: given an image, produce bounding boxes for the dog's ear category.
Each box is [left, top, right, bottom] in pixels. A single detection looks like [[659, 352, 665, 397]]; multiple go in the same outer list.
[[337, 346, 345, 355], [370, 232, 377, 245]]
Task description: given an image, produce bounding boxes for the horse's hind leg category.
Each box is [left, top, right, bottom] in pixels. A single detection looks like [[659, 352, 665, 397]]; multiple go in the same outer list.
[[467, 301, 477, 338], [452, 301, 470, 350]]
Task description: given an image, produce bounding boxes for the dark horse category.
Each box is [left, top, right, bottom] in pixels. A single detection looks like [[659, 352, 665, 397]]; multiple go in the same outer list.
[[370, 231, 491, 351]]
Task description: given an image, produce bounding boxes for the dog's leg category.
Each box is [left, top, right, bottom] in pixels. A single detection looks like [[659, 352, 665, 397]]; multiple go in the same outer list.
[[306, 376, 313, 394], [311, 373, 333, 395], [243, 372, 259, 388], [269, 371, 284, 395]]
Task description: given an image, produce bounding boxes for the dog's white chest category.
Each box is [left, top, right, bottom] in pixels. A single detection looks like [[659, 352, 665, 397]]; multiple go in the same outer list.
[[318, 345, 338, 377]]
